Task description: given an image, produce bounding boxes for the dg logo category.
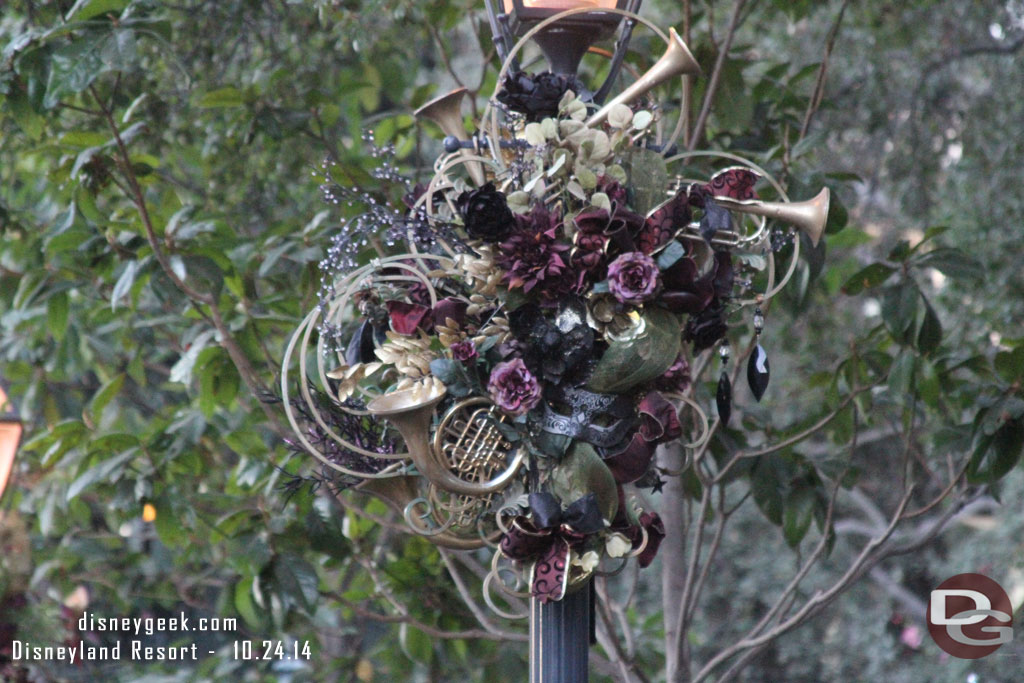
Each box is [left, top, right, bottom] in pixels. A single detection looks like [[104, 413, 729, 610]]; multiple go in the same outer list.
[[927, 573, 1014, 659]]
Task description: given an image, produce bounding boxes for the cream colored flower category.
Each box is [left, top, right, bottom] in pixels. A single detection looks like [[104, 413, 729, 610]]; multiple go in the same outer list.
[[571, 550, 600, 574], [605, 533, 633, 559]]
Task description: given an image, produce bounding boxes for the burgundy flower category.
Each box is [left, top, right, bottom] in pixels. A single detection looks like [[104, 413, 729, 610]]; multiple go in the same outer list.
[[497, 205, 572, 302], [596, 176, 628, 207], [450, 339, 478, 363], [607, 251, 661, 305], [487, 358, 542, 416], [386, 300, 431, 335], [656, 355, 691, 393], [572, 209, 610, 279]]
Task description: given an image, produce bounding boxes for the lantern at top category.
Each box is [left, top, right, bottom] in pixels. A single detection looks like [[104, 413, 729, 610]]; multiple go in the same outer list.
[[485, 0, 639, 90]]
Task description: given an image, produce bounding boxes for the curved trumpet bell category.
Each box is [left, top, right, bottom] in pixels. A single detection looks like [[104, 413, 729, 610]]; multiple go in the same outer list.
[[414, 88, 486, 186], [714, 187, 830, 247], [586, 27, 701, 128]]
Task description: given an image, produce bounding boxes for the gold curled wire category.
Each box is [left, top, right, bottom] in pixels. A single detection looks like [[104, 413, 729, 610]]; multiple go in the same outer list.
[[483, 550, 531, 619], [281, 253, 453, 475]]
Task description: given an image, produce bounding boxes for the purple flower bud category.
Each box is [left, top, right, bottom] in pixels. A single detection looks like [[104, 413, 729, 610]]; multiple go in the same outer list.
[[607, 251, 661, 306], [451, 339, 478, 363], [487, 358, 542, 416]]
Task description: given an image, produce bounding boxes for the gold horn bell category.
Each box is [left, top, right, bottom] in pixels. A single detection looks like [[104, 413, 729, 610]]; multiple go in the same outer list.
[[587, 27, 701, 128], [414, 87, 487, 186], [714, 187, 831, 247], [365, 385, 522, 497]]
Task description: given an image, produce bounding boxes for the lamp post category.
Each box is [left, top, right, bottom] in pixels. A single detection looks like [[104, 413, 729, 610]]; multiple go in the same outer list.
[[282, 3, 829, 682], [0, 383, 22, 503], [484, 0, 640, 101]]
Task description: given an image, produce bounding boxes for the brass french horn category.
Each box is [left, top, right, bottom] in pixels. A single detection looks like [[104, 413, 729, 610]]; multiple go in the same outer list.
[[714, 187, 831, 247], [586, 27, 701, 128], [365, 385, 522, 497], [414, 87, 487, 186]]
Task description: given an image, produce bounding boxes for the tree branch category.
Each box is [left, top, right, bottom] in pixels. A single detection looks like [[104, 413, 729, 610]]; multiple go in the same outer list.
[[687, 0, 747, 151]]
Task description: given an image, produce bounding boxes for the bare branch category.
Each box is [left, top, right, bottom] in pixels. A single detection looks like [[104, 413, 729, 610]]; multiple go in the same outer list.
[[688, 0, 748, 151]]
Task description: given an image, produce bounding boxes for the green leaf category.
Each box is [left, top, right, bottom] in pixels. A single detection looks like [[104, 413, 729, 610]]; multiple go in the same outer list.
[[549, 442, 618, 523], [783, 487, 815, 547], [44, 35, 105, 108], [888, 240, 911, 262], [823, 188, 848, 235], [86, 372, 125, 424], [912, 247, 984, 281], [198, 86, 245, 108], [916, 296, 942, 355], [840, 263, 894, 295], [623, 148, 668, 216], [65, 0, 128, 21], [881, 284, 919, 344], [888, 351, 916, 397], [750, 457, 783, 526], [272, 554, 319, 612], [47, 291, 70, 341], [7, 87, 45, 139], [967, 419, 1024, 484], [111, 260, 139, 310], [587, 307, 681, 393], [66, 449, 135, 501], [234, 576, 262, 628], [401, 624, 434, 665], [994, 346, 1024, 384]]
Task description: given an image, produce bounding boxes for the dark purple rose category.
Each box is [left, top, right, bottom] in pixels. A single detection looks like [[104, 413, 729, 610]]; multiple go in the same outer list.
[[487, 358, 542, 416], [451, 339, 478, 363], [456, 182, 516, 242], [607, 251, 661, 305]]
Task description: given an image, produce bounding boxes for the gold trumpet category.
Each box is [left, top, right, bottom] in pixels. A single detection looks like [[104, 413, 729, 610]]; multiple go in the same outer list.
[[413, 87, 487, 186], [365, 386, 522, 497], [586, 27, 701, 129], [713, 187, 831, 247]]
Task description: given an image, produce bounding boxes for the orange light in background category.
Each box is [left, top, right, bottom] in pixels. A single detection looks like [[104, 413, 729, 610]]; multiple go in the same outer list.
[[0, 384, 22, 502], [142, 503, 157, 522], [503, 0, 615, 10]]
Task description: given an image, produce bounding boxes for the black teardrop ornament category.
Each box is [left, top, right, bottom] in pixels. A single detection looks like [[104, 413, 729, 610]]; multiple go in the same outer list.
[[747, 343, 770, 401], [716, 371, 732, 427]]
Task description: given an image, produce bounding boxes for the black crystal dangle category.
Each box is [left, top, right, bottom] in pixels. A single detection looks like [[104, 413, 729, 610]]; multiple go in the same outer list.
[[746, 307, 770, 401], [717, 341, 732, 427]]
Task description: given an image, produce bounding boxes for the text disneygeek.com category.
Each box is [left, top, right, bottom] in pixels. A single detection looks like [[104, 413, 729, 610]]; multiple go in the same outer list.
[[11, 611, 243, 664]]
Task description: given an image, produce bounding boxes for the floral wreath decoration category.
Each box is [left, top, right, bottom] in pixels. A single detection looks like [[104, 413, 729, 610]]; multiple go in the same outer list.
[[281, 20, 828, 611]]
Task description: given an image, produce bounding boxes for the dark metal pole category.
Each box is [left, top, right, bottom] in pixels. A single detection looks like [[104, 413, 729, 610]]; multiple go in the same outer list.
[[530, 582, 591, 682]]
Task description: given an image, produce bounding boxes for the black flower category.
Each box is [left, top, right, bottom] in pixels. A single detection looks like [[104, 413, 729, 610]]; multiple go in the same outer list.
[[496, 71, 580, 122], [456, 182, 516, 242]]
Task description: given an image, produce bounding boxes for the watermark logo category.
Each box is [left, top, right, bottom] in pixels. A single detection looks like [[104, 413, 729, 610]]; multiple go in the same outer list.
[[927, 573, 1013, 659]]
